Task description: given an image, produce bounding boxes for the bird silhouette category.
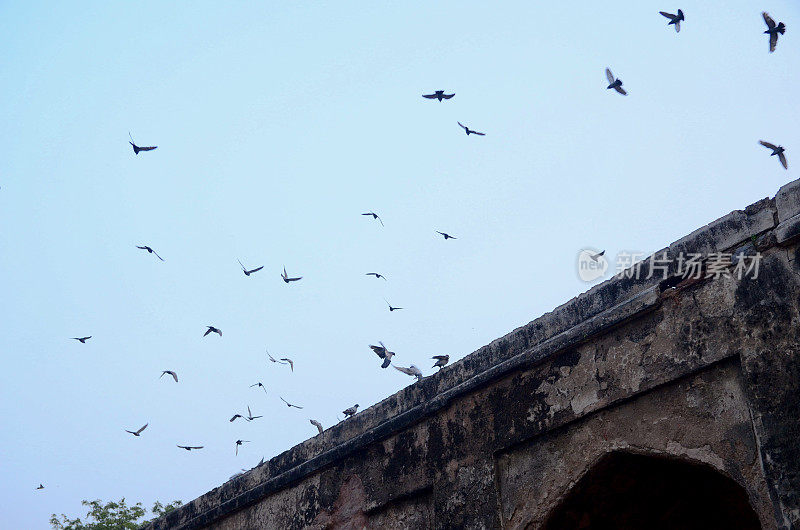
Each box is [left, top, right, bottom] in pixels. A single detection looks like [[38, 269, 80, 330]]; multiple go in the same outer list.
[[436, 231, 457, 240], [229, 414, 245, 422], [280, 396, 303, 409], [177, 445, 203, 451], [422, 90, 455, 102], [267, 351, 290, 365], [281, 267, 302, 283], [160, 370, 178, 383], [589, 250, 606, 262], [246, 406, 262, 421], [760, 141, 788, 169], [129, 132, 157, 155], [238, 259, 264, 276], [432, 355, 449, 370], [457, 122, 485, 136], [310, 419, 324, 434], [763, 12, 786, 53], [71, 336, 91, 343], [370, 342, 395, 368], [125, 423, 148, 436], [394, 364, 423, 381], [235, 439, 250, 456], [36, 484, 44, 490], [659, 9, 684, 32], [204, 326, 222, 337], [280, 358, 294, 372], [250, 382, 268, 394], [342, 404, 359, 417], [136, 245, 164, 261], [361, 212, 384, 226], [366, 272, 387, 280], [605, 68, 627, 95], [384, 299, 403, 312]]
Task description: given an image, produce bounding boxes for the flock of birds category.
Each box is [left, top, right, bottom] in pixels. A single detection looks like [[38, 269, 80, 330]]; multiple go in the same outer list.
[[40, 8, 791, 492]]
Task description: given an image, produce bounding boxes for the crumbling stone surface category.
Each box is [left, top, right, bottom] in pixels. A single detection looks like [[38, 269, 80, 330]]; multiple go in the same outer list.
[[147, 182, 800, 530]]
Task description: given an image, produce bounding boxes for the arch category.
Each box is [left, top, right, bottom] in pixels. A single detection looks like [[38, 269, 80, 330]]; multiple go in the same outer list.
[[541, 450, 761, 530]]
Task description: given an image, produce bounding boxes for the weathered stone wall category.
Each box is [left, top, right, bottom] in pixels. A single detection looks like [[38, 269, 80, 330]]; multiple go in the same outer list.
[[148, 181, 800, 529]]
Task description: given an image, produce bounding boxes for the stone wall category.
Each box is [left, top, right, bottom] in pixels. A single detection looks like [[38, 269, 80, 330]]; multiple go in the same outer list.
[[148, 180, 800, 529]]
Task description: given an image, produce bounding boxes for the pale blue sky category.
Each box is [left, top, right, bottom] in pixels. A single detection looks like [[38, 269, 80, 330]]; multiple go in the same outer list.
[[1, 1, 798, 527]]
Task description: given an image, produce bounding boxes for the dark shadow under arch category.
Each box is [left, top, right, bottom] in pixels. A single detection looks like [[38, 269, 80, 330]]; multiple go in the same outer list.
[[541, 451, 761, 530]]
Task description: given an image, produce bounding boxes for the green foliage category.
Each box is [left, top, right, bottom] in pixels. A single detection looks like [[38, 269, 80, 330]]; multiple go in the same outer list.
[[49, 498, 182, 530]]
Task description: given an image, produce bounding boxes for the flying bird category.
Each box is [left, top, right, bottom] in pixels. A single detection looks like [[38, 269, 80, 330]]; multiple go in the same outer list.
[[432, 355, 449, 370], [759, 141, 788, 169], [267, 351, 289, 365], [136, 246, 164, 261], [394, 364, 423, 381], [385, 299, 403, 312], [422, 90, 455, 102], [280, 396, 303, 409], [762, 12, 786, 53], [125, 423, 148, 437], [250, 382, 268, 394], [342, 404, 359, 417], [589, 250, 606, 262], [246, 406, 262, 421], [177, 445, 203, 451], [281, 266, 302, 283], [129, 132, 157, 155], [310, 419, 324, 434], [235, 439, 251, 456], [457, 122, 485, 136], [362, 212, 384, 226], [230, 414, 245, 422], [160, 370, 178, 383], [369, 342, 395, 368], [659, 9, 684, 32], [436, 231, 457, 240], [280, 358, 294, 372], [204, 326, 222, 337], [366, 272, 387, 280], [605, 68, 627, 95], [36, 484, 44, 490], [238, 259, 264, 276], [71, 336, 91, 343]]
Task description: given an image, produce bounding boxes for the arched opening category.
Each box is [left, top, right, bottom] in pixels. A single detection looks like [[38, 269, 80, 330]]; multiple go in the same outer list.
[[541, 451, 761, 530]]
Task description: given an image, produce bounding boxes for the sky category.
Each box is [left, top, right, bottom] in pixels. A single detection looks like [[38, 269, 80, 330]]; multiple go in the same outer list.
[[1, 1, 798, 528]]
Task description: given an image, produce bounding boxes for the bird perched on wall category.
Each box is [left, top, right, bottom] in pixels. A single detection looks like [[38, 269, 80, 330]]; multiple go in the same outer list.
[[370, 342, 395, 368], [246, 406, 262, 421], [385, 299, 403, 312], [128, 132, 157, 155], [136, 245, 164, 261], [605, 68, 627, 95], [235, 440, 250, 456], [394, 364, 423, 381], [204, 326, 222, 337], [436, 231, 457, 240], [342, 404, 359, 417], [759, 141, 788, 169], [280, 396, 303, 409], [659, 9, 684, 32], [250, 382, 268, 394], [432, 355, 449, 370], [281, 266, 302, 283], [310, 419, 324, 434], [457, 122, 485, 136], [71, 336, 91, 343], [177, 445, 203, 451], [125, 423, 148, 437], [238, 259, 263, 276], [160, 370, 178, 382], [762, 12, 786, 53], [422, 90, 454, 102], [361, 211, 384, 226], [366, 272, 386, 280]]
